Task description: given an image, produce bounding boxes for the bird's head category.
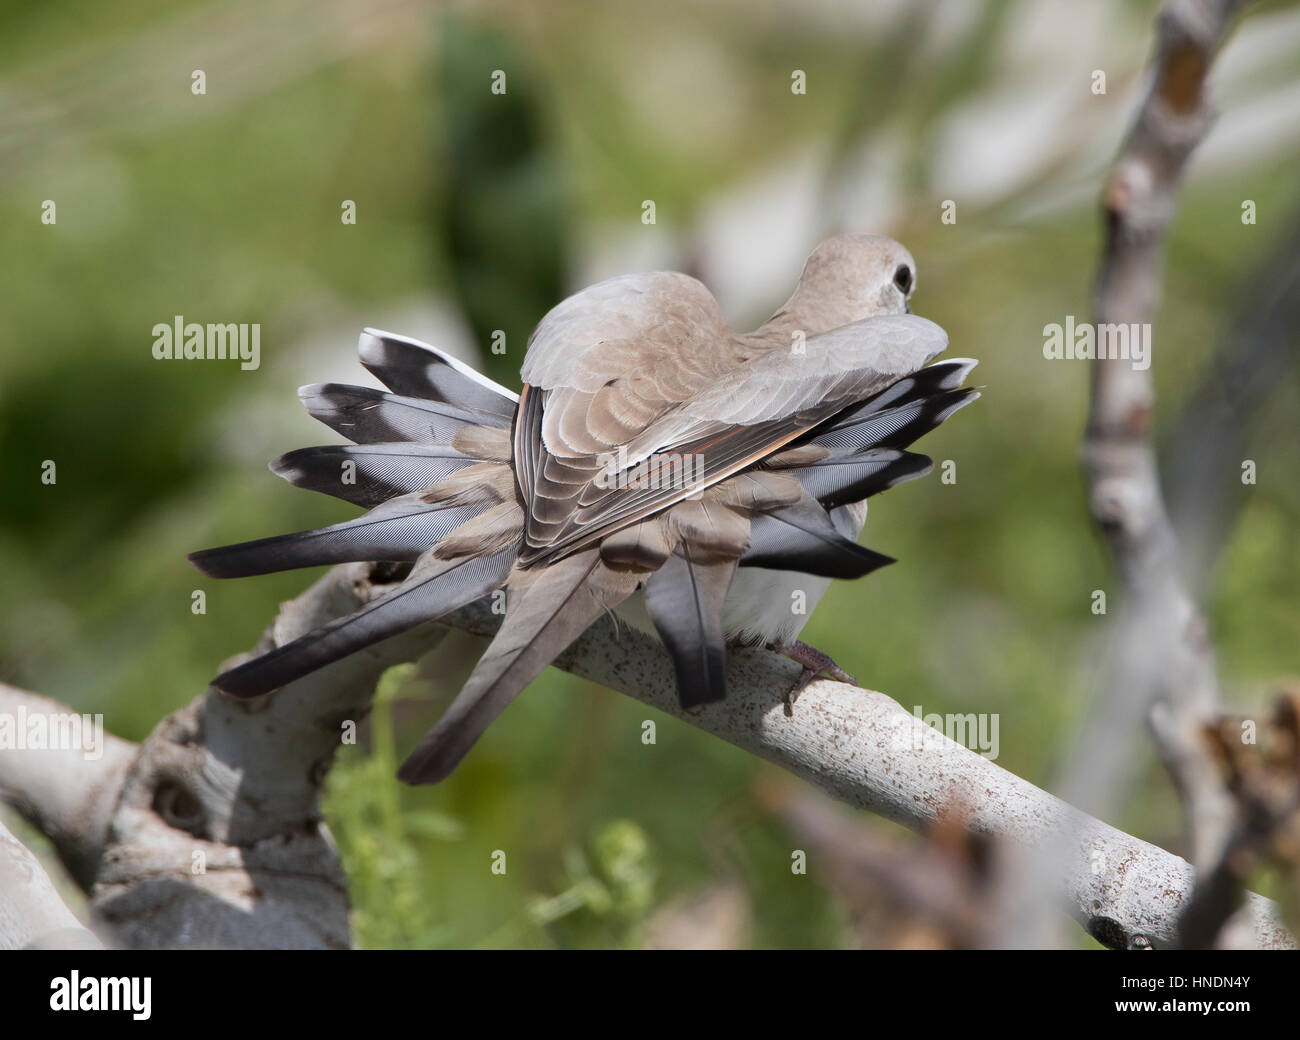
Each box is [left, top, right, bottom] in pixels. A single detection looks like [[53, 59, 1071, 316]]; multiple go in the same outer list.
[[780, 234, 918, 334]]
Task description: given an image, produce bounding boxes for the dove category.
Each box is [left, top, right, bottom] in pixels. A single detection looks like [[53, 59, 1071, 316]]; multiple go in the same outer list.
[[189, 233, 979, 784]]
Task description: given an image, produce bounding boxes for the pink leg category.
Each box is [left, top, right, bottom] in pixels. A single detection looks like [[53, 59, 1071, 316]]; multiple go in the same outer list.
[[770, 640, 858, 713]]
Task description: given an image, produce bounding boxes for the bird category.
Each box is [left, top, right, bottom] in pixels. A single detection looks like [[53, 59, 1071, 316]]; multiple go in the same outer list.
[[189, 233, 978, 784]]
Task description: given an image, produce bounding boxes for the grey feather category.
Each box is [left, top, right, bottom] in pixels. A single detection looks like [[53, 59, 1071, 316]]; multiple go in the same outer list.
[[845, 358, 978, 415], [809, 387, 979, 454], [357, 329, 517, 423], [742, 497, 894, 579], [211, 549, 515, 698], [299, 383, 490, 445], [397, 549, 639, 784], [188, 493, 484, 578], [643, 548, 735, 708], [270, 443, 476, 508], [783, 448, 934, 510]]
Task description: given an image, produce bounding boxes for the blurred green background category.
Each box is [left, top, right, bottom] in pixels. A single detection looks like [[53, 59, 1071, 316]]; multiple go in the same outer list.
[[2, 0, 1297, 948]]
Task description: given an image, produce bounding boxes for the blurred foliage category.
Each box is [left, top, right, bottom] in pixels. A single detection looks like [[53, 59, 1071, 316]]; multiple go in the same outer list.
[[2, 0, 1298, 948], [436, 14, 570, 388]]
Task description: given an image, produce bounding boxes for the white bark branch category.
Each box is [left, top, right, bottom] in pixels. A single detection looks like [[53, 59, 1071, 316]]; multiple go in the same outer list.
[[4, 558, 1294, 948], [0, 564, 449, 949], [436, 596, 1294, 949], [1083, 0, 1249, 943], [0, 684, 136, 888], [0, 817, 102, 949], [88, 561, 454, 949]]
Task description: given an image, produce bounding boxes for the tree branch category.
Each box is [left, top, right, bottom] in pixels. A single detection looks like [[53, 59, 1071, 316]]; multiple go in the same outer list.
[[0, 684, 136, 888], [1164, 202, 1300, 577], [0, 816, 102, 949], [434, 595, 1293, 949], [3, 558, 1294, 948], [1084, 0, 1242, 885], [0, 563, 450, 949]]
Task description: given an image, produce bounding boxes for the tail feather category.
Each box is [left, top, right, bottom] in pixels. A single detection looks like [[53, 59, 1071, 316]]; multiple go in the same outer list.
[[643, 547, 736, 708], [741, 495, 894, 579], [270, 442, 475, 508], [299, 383, 491, 446], [808, 387, 979, 455], [782, 448, 934, 510], [836, 357, 978, 417], [357, 329, 518, 422], [211, 548, 516, 698], [397, 549, 639, 784], [188, 493, 483, 578], [762, 359, 977, 513]]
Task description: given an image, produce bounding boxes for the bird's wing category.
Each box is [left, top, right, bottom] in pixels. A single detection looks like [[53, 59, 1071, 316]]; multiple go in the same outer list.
[[517, 313, 948, 565], [513, 270, 742, 554], [672, 314, 949, 429], [514, 270, 740, 480], [519, 271, 736, 398], [734, 357, 979, 575], [759, 358, 981, 510]]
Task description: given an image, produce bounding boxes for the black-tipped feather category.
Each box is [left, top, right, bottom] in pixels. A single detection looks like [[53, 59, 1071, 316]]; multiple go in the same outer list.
[[782, 447, 934, 510], [191, 330, 978, 785], [643, 548, 735, 708], [742, 498, 894, 578], [807, 387, 979, 454], [357, 330, 518, 423], [854, 358, 978, 413], [188, 493, 484, 578], [771, 361, 978, 511], [299, 383, 492, 446], [211, 549, 516, 698], [271, 442, 476, 508]]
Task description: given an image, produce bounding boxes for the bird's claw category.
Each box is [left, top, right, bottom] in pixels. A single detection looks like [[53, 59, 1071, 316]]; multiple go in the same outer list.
[[771, 640, 858, 715]]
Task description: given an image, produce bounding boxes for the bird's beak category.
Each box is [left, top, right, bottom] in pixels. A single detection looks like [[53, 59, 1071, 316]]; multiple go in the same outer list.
[[905, 301, 911, 314]]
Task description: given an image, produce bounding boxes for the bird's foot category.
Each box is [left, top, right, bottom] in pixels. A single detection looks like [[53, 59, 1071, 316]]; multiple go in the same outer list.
[[770, 640, 858, 715]]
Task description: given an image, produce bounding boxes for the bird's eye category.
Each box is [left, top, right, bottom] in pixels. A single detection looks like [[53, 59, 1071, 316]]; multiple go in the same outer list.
[[893, 265, 913, 294]]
